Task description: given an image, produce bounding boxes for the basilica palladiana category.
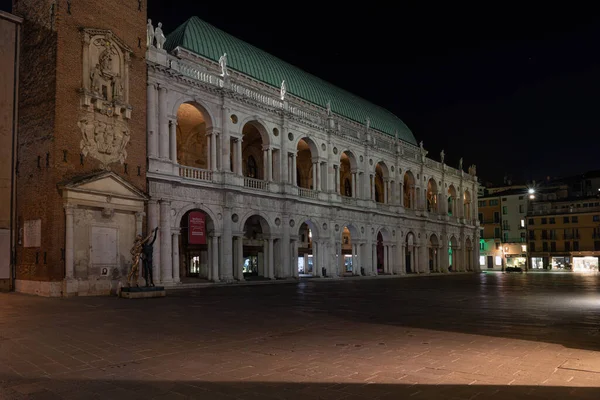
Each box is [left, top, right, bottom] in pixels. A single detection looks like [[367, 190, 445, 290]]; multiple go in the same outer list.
[[145, 16, 480, 286]]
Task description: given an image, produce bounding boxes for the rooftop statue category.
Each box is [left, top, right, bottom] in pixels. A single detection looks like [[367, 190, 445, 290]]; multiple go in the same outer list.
[[155, 22, 166, 50], [146, 19, 155, 47], [219, 53, 228, 77]]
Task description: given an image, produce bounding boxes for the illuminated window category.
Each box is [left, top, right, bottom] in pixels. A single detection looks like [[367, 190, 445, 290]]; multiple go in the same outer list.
[[495, 256, 502, 266], [520, 219, 525, 228], [521, 245, 527, 252], [479, 256, 486, 266]]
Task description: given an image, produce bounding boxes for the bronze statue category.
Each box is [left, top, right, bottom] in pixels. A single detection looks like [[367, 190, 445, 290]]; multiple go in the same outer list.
[[141, 227, 159, 287], [127, 227, 158, 287]]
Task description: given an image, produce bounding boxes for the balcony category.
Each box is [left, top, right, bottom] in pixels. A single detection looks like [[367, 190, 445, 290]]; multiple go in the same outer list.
[[243, 177, 269, 191], [298, 187, 318, 199], [179, 165, 213, 182]]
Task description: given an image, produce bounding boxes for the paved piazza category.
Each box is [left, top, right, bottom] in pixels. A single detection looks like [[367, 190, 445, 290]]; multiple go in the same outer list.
[[1, 273, 600, 399]]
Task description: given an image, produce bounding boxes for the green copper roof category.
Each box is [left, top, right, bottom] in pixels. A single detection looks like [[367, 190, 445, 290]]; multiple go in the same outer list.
[[165, 16, 416, 145]]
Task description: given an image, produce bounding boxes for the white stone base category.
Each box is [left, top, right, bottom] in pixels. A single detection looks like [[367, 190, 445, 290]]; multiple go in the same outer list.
[[15, 278, 122, 297]]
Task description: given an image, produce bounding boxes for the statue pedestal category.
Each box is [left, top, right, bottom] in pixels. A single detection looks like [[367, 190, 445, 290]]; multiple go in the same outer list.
[[120, 286, 166, 299]]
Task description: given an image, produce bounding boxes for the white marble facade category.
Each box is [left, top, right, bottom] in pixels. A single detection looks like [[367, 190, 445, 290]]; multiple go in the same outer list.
[[145, 45, 481, 285]]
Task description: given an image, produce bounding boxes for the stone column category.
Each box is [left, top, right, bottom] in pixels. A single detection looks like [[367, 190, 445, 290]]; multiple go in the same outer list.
[[211, 132, 218, 171], [352, 244, 357, 275], [282, 220, 290, 277], [384, 180, 388, 204], [172, 230, 180, 283], [158, 86, 169, 159], [398, 241, 405, 274], [336, 241, 343, 276], [312, 161, 318, 190], [267, 148, 273, 181], [292, 153, 297, 186], [268, 238, 274, 279], [291, 240, 298, 277], [221, 209, 233, 281], [312, 241, 319, 277], [211, 235, 220, 282], [160, 200, 172, 283], [147, 200, 160, 282], [64, 205, 75, 279], [236, 235, 244, 280], [384, 245, 389, 273], [236, 139, 243, 175], [399, 183, 404, 207], [147, 82, 158, 159], [334, 166, 339, 194], [372, 243, 377, 274], [221, 106, 231, 173], [169, 120, 177, 164]]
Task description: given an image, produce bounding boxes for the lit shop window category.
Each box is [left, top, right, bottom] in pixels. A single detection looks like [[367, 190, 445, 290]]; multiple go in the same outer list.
[[521, 245, 527, 252], [479, 256, 486, 266], [495, 256, 502, 266]]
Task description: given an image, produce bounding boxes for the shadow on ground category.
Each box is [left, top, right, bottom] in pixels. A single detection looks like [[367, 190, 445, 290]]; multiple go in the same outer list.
[[1, 376, 600, 400]]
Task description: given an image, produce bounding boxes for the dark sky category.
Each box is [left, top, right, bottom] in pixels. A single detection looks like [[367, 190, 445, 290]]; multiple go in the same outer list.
[[4, 2, 600, 185]]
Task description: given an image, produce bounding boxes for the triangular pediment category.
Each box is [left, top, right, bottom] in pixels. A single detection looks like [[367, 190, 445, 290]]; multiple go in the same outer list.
[[59, 171, 147, 201]]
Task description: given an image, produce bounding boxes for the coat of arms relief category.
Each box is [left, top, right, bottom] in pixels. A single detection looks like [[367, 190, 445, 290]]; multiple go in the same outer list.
[[79, 29, 133, 168]]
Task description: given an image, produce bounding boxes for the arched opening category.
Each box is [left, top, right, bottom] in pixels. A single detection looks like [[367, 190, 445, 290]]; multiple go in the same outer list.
[[449, 236, 459, 272], [465, 238, 473, 271], [340, 151, 357, 198], [340, 224, 360, 276], [297, 221, 316, 276], [429, 234, 440, 272], [374, 162, 389, 204], [242, 122, 268, 180], [176, 103, 209, 169], [448, 185, 457, 216], [179, 209, 215, 282], [464, 190, 472, 220], [242, 215, 272, 279], [405, 232, 416, 273], [427, 179, 438, 212], [296, 138, 318, 190], [404, 171, 416, 209]]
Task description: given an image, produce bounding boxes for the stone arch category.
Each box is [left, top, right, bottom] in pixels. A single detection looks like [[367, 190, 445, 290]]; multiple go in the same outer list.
[[405, 231, 417, 274], [239, 211, 273, 235], [339, 223, 360, 276], [176, 101, 216, 169], [447, 184, 458, 216], [448, 235, 459, 272], [179, 208, 218, 281], [240, 213, 273, 279], [175, 203, 221, 233], [465, 237, 473, 272], [171, 96, 216, 130], [296, 137, 319, 190], [374, 162, 390, 203], [403, 170, 416, 209], [428, 233, 440, 273], [464, 189, 472, 220], [294, 218, 321, 277], [340, 150, 358, 197], [427, 178, 438, 213], [238, 116, 271, 145], [241, 120, 270, 180]]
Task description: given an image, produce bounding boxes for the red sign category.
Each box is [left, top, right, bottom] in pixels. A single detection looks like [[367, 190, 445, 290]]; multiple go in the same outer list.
[[188, 212, 206, 245]]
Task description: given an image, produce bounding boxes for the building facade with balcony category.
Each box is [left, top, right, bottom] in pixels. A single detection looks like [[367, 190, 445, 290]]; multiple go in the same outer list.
[[145, 17, 481, 285], [527, 196, 600, 272]]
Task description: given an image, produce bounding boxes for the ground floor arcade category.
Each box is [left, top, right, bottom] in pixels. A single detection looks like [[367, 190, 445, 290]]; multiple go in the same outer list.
[[146, 183, 479, 285]]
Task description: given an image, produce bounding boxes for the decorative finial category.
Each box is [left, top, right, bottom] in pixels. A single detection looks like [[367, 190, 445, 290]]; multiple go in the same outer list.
[[440, 149, 445, 164], [458, 157, 463, 170], [365, 117, 370, 130], [326, 100, 331, 116]]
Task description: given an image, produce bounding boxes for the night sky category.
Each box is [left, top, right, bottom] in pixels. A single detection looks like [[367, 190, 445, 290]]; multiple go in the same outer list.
[[4, 1, 600, 185]]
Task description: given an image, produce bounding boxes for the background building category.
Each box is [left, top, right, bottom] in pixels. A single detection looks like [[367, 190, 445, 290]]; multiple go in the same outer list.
[[528, 196, 600, 271], [0, 10, 21, 291]]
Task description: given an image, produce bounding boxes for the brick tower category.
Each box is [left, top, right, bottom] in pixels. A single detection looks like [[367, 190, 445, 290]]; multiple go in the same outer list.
[[13, 0, 148, 296]]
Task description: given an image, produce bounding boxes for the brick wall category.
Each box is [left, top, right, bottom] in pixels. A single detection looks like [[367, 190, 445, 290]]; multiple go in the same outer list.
[[14, 0, 148, 283]]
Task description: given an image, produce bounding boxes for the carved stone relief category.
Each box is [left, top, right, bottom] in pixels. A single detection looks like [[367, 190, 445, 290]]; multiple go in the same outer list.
[[80, 29, 133, 168]]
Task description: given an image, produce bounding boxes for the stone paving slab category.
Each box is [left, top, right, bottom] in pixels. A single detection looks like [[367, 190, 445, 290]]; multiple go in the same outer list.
[[1, 273, 600, 398]]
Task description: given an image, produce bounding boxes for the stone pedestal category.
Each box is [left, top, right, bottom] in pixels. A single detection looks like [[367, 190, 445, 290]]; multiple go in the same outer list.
[[120, 286, 166, 299]]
